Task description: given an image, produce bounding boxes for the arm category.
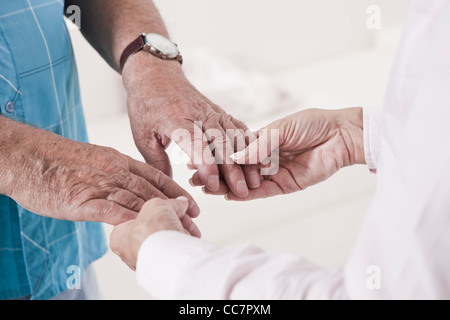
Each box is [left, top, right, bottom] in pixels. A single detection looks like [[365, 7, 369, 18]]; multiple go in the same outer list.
[[137, 231, 347, 300], [110, 197, 347, 299], [64, 0, 169, 72], [108, 107, 382, 299], [0, 115, 200, 231], [66, 0, 261, 197], [111, 101, 450, 299]]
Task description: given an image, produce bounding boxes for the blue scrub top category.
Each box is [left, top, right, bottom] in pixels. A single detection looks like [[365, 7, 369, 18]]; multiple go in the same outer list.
[[0, 0, 107, 300]]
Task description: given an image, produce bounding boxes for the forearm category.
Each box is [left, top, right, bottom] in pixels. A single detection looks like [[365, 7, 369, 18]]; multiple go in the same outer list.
[[66, 0, 171, 72], [0, 116, 34, 197]]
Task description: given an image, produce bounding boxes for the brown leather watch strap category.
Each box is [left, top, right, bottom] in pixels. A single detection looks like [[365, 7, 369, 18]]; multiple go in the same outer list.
[[120, 35, 145, 72]]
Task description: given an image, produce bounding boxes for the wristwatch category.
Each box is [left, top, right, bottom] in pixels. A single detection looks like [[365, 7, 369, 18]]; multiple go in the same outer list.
[[119, 33, 183, 72]]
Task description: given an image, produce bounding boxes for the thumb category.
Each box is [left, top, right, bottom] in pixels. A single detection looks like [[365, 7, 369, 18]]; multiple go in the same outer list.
[[170, 196, 191, 218], [230, 127, 281, 165], [140, 134, 173, 178], [174, 196, 201, 238]]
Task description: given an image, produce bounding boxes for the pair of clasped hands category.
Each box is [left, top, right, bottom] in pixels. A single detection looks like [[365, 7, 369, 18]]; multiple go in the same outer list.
[[111, 107, 366, 270]]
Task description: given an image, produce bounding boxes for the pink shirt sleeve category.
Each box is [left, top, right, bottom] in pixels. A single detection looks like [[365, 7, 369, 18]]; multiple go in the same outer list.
[[136, 0, 450, 300], [136, 231, 347, 300], [363, 107, 382, 173]]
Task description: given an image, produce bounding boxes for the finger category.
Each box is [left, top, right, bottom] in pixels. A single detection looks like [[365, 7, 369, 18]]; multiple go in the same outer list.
[[225, 179, 285, 202], [180, 214, 201, 238], [230, 125, 281, 165], [168, 120, 220, 191], [141, 197, 201, 237], [142, 196, 190, 217], [190, 171, 203, 187], [187, 160, 196, 170], [80, 199, 139, 225], [226, 117, 262, 189], [117, 172, 168, 202], [107, 189, 146, 212], [203, 117, 249, 197], [164, 197, 201, 237], [190, 171, 230, 195], [110, 220, 134, 255], [202, 184, 229, 196], [137, 133, 173, 178], [128, 157, 201, 218]]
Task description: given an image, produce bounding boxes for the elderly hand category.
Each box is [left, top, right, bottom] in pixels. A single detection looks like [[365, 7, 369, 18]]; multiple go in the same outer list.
[[110, 197, 191, 271], [0, 117, 200, 230], [122, 54, 261, 198], [191, 108, 365, 200]]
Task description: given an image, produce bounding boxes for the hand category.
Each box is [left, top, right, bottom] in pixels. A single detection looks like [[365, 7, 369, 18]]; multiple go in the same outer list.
[[122, 54, 262, 198], [110, 197, 191, 271], [0, 118, 200, 229], [191, 108, 365, 200]]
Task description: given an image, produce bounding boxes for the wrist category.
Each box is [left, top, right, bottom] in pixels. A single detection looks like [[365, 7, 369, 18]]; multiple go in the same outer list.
[[335, 107, 365, 166], [122, 50, 186, 91]]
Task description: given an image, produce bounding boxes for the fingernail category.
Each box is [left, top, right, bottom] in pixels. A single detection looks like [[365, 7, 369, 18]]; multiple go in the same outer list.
[[176, 196, 189, 202], [236, 180, 249, 197], [224, 194, 230, 201], [207, 176, 219, 191], [187, 200, 201, 217], [191, 225, 202, 238], [189, 178, 195, 187], [248, 171, 261, 189], [230, 150, 247, 162]]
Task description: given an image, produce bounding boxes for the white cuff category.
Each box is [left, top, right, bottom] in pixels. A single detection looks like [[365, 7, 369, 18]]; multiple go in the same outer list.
[[363, 107, 382, 173], [136, 231, 217, 299]]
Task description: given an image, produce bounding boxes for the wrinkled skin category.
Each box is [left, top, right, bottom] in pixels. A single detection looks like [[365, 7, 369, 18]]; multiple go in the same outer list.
[[122, 54, 262, 198], [192, 108, 365, 200], [0, 120, 200, 234]]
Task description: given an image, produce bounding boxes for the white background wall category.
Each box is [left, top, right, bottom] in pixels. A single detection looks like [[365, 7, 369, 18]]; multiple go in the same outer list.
[[156, 0, 410, 72], [70, 0, 411, 122], [67, 0, 411, 299]]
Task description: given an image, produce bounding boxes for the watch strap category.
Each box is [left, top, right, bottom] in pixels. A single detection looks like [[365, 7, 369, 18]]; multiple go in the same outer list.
[[120, 35, 145, 72]]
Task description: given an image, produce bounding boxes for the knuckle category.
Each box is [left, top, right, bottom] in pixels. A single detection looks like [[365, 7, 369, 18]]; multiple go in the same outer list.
[[219, 113, 233, 126], [98, 201, 115, 218], [118, 211, 136, 224], [115, 171, 134, 187], [153, 171, 170, 191], [221, 164, 244, 177], [204, 110, 221, 124], [114, 190, 141, 210]]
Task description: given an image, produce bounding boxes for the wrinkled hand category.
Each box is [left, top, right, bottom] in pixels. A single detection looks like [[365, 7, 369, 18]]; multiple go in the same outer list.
[[192, 108, 365, 200], [2, 121, 200, 229], [110, 197, 191, 270], [122, 54, 261, 198]]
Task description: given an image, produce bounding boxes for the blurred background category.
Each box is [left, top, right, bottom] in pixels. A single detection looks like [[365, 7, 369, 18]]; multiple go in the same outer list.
[[67, 0, 411, 299]]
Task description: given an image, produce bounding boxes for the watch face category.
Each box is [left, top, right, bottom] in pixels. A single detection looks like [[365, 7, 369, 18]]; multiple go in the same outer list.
[[145, 33, 179, 58]]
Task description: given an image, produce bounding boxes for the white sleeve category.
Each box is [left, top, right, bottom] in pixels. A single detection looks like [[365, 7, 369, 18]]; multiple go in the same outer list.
[[136, 231, 347, 300], [363, 107, 382, 173]]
